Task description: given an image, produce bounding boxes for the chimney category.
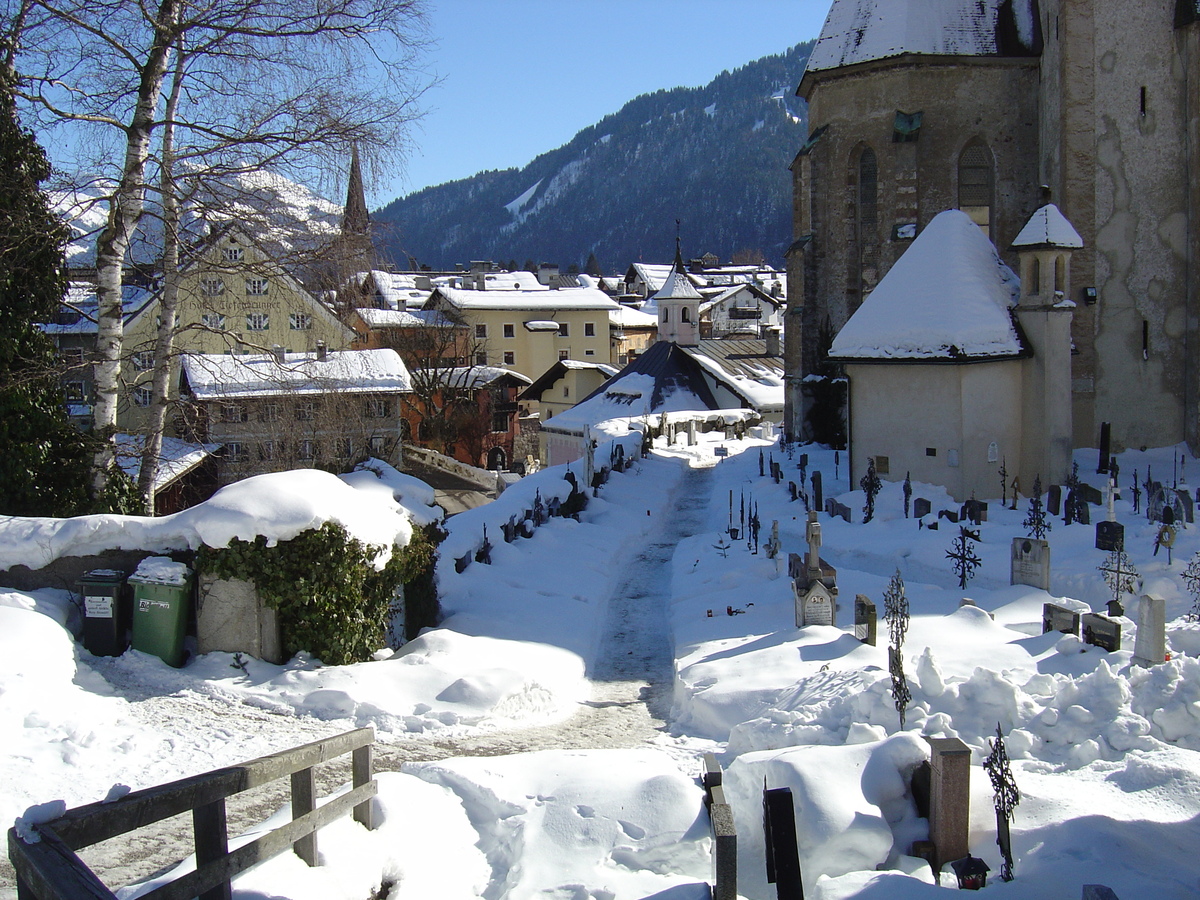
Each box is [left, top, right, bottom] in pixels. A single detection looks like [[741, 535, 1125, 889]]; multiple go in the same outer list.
[[537, 263, 559, 286], [764, 326, 781, 357], [315, 341, 328, 362], [272, 345, 286, 364]]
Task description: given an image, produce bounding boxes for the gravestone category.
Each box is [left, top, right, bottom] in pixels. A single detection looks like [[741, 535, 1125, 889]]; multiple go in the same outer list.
[[914, 497, 932, 519], [961, 499, 987, 525], [938, 508, 960, 524], [854, 594, 877, 645], [1082, 612, 1122, 652], [1042, 602, 1080, 636], [787, 552, 804, 579], [828, 500, 852, 523], [789, 481, 798, 502], [926, 737, 971, 873], [1177, 489, 1194, 524], [811, 471, 823, 514], [1079, 483, 1103, 506], [1047, 484, 1062, 516], [1011, 538, 1051, 591], [1076, 500, 1091, 525], [1096, 521, 1124, 552], [762, 787, 803, 899], [1133, 594, 1167, 667], [799, 582, 836, 626]]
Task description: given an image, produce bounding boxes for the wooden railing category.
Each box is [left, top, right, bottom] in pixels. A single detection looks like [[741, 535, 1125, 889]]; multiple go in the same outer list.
[[8, 727, 377, 900]]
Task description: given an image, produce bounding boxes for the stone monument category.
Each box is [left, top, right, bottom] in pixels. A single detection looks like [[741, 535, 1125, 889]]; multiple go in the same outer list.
[[794, 510, 838, 627]]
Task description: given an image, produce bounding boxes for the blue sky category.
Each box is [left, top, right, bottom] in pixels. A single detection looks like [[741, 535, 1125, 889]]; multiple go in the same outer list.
[[378, 0, 831, 205]]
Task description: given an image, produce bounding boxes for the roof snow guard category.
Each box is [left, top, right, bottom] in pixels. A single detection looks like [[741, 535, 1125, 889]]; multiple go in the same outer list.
[[803, 0, 1043, 79]]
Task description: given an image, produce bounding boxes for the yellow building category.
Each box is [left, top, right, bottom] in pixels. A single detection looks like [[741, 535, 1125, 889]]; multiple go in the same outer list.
[[120, 227, 356, 435]]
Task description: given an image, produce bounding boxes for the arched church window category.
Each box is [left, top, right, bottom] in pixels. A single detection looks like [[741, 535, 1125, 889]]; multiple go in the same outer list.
[[958, 140, 994, 237], [682, 306, 691, 323], [662, 307, 669, 323], [1054, 256, 1065, 295]]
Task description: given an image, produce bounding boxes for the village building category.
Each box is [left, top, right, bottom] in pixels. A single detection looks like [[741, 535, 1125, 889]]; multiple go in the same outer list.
[[113, 434, 220, 515], [828, 207, 1078, 501], [178, 347, 411, 487], [699, 283, 785, 340], [519, 360, 619, 424], [787, 0, 1200, 455]]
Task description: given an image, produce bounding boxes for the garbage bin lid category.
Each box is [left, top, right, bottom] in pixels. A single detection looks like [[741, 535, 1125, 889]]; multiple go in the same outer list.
[[129, 556, 191, 586], [81, 568, 125, 580]]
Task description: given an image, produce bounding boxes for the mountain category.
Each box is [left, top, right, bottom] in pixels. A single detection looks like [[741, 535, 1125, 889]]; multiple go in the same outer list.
[[373, 42, 813, 273]]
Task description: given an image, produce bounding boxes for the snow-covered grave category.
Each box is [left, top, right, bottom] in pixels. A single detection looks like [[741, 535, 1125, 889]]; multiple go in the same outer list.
[[4, 430, 1200, 899]]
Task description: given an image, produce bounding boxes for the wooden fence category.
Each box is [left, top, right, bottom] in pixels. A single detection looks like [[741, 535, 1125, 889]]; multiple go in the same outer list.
[[8, 727, 377, 900]]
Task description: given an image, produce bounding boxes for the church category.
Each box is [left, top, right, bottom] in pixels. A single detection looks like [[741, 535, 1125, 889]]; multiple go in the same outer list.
[[785, 0, 1200, 458]]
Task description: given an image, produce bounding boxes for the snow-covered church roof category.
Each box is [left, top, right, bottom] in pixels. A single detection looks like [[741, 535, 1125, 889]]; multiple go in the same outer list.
[[829, 209, 1023, 362], [1011, 203, 1084, 249], [804, 0, 1042, 77]]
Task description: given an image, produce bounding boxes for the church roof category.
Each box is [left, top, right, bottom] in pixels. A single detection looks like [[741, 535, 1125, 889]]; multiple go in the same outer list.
[[652, 246, 704, 303], [1011, 203, 1084, 249], [804, 0, 1042, 77], [829, 209, 1024, 362]]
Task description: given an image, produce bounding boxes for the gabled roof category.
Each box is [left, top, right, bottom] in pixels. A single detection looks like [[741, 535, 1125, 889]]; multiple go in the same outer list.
[[684, 340, 785, 413], [181, 349, 412, 400], [40, 282, 153, 335], [609, 304, 658, 328], [519, 359, 619, 402], [355, 307, 458, 329], [114, 434, 219, 491], [829, 209, 1024, 362], [699, 282, 784, 314], [804, 0, 1042, 80], [435, 366, 532, 391], [1011, 203, 1084, 249], [429, 285, 620, 312]]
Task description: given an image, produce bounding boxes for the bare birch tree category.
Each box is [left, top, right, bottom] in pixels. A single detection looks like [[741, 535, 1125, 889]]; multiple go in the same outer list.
[[4, 0, 430, 501]]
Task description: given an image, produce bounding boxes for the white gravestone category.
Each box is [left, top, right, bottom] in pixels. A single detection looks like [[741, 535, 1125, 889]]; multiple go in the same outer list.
[[1133, 594, 1167, 667]]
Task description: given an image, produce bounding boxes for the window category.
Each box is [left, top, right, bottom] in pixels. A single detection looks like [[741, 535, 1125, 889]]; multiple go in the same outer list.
[[958, 140, 994, 236], [365, 398, 391, 418], [926, 447, 937, 457], [246, 312, 269, 331], [475, 323, 487, 339], [558, 349, 569, 360], [503, 351, 515, 365], [584, 322, 595, 337], [59, 347, 85, 368], [369, 435, 388, 457], [584, 349, 595, 356], [558, 322, 569, 337], [201, 278, 225, 296], [295, 400, 317, 421], [681, 307, 691, 323], [133, 386, 152, 407], [132, 350, 154, 371], [64, 382, 85, 402], [662, 308, 669, 323], [259, 403, 280, 423], [298, 439, 316, 460], [259, 441, 277, 461], [475, 350, 488, 365], [562, 385, 569, 398], [289, 313, 312, 331], [223, 246, 244, 262], [225, 442, 245, 461], [336, 437, 354, 458], [222, 403, 247, 423], [245, 278, 269, 296], [503, 323, 515, 338], [492, 410, 508, 433], [201, 313, 226, 329]]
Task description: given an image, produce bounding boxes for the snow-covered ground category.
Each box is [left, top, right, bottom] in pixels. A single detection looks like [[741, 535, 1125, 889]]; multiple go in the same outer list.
[[5, 433, 1200, 899]]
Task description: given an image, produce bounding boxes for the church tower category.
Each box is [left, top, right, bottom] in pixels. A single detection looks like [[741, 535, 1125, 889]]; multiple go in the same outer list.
[[654, 237, 702, 347]]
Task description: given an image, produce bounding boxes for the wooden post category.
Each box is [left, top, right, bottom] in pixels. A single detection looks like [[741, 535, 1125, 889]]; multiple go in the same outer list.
[[193, 799, 232, 900], [291, 767, 317, 866], [352, 743, 375, 830]]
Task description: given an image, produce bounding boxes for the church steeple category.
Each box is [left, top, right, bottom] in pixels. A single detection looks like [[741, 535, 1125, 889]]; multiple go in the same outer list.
[[654, 224, 703, 346], [342, 144, 369, 236]]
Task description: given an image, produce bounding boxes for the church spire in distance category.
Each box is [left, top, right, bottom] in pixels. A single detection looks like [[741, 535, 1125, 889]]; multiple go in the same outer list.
[[342, 143, 369, 236]]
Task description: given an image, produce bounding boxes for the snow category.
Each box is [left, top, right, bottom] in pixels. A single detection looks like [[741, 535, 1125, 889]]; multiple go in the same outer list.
[[6, 437, 1200, 899], [436, 285, 619, 312], [1012, 203, 1085, 249], [504, 178, 542, 216], [829, 209, 1022, 360], [181, 349, 412, 399]]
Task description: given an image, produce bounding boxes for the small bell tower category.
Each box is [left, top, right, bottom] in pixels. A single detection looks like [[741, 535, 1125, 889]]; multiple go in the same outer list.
[[655, 229, 702, 346]]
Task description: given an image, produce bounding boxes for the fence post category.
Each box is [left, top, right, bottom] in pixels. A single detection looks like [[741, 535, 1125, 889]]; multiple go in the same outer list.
[[352, 743, 375, 830], [194, 799, 232, 900], [291, 767, 317, 866]]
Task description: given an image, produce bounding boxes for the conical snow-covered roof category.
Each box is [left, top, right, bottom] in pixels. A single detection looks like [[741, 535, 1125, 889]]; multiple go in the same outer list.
[[804, 0, 1041, 77], [653, 244, 702, 303], [1011, 203, 1084, 249], [829, 209, 1023, 361]]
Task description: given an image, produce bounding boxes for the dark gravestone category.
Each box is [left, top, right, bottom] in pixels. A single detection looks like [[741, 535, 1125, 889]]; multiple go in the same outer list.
[[1079, 483, 1103, 506], [788, 552, 804, 579], [799, 453, 808, 472], [914, 497, 932, 519], [854, 594, 877, 645], [1177, 489, 1194, 524], [1082, 612, 1122, 652], [1096, 520, 1124, 552], [763, 787, 803, 899], [454, 553, 471, 573], [825, 497, 837, 517], [1097, 421, 1112, 474], [1047, 484, 1062, 516], [938, 508, 960, 524], [1076, 500, 1090, 525], [836, 501, 852, 523], [789, 481, 798, 502], [811, 471, 823, 514], [961, 499, 987, 525], [1042, 602, 1080, 636]]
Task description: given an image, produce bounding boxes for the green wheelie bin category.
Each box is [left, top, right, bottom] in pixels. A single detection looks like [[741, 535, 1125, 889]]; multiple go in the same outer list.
[[129, 557, 193, 667]]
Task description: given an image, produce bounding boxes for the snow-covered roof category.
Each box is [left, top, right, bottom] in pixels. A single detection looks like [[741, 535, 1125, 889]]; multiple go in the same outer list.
[[39, 282, 152, 334], [804, 0, 1041, 77], [359, 271, 432, 310], [559, 360, 618, 375], [1011, 203, 1084, 249], [686, 340, 785, 413], [652, 264, 703, 303], [355, 307, 455, 329], [829, 209, 1023, 361], [610, 305, 658, 328], [434, 286, 619, 312], [181, 349, 412, 400], [434, 366, 533, 390], [114, 434, 219, 491]]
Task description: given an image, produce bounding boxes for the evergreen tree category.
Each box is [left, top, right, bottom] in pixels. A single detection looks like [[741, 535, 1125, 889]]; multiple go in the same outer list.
[[1022, 475, 1051, 540], [584, 251, 601, 277], [0, 63, 102, 515]]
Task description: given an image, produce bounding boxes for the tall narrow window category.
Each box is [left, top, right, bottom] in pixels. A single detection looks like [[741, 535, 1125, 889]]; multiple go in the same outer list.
[[958, 140, 994, 237], [848, 144, 879, 311]]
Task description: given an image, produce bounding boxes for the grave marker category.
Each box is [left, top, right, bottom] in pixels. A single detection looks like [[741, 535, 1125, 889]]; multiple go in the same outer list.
[[1042, 602, 1080, 635], [854, 594, 877, 645], [1011, 538, 1051, 591], [1097, 422, 1112, 474], [762, 787, 803, 899], [811, 471, 823, 514], [1047, 484, 1062, 516], [914, 497, 932, 519], [1133, 594, 1167, 666], [927, 737, 972, 873], [1082, 612, 1122, 652]]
